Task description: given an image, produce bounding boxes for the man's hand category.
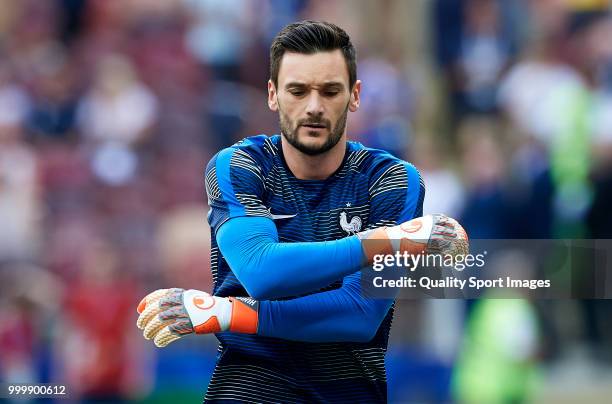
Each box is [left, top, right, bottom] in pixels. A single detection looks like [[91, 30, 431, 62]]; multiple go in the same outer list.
[[136, 288, 258, 347], [359, 214, 469, 262]]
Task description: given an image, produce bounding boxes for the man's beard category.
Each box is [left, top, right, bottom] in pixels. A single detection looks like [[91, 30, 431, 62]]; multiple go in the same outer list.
[[279, 103, 349, 156]]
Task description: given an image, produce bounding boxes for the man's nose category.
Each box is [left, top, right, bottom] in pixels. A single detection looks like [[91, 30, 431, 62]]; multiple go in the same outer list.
[[305, 92, 324, 116]]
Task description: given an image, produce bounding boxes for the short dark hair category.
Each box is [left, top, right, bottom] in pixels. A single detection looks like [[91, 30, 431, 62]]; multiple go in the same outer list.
[[269, 20, 357, 89]]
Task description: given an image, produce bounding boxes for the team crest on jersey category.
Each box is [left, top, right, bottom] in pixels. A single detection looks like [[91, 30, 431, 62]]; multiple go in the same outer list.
[[340, 210, 362, 234]]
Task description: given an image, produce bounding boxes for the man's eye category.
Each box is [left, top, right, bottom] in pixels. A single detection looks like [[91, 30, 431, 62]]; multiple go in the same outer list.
[[323, 91, 339, 97], [289, 90, 305, 96]]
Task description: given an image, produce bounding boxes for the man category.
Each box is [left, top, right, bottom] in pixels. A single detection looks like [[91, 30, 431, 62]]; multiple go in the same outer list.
[[137, 21, 466, 403]]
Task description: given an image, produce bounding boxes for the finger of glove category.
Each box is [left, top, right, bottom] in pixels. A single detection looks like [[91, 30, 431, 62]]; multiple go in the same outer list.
[[154, 326, 182, 348], [137, 292, 168, 330], [158, 288, 185, 309], [145, 315, 192, 342], [433, 219, 461, 236], [143, 314, 174, 340], [168, 318, 195, 336], [438, 216, 467, 237], [137, 289, 169, 314], [143, 305, 193, 340], [432, 228, 457, 238], [434, 220, 454, 229], [159, 305, 190, 322]]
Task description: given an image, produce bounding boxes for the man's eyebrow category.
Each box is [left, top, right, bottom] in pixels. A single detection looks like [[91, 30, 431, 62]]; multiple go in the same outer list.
[[285, 82, 306, 89], [284, 81, 345, 89], [321, 81, 345, 88]]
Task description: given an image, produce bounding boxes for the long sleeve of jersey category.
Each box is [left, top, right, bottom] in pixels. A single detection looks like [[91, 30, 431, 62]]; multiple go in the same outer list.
[[256, 272, 393, 342], [217, 217, 364, 299]]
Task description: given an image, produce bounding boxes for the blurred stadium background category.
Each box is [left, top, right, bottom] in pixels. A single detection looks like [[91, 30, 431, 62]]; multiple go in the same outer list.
[[1, 0, 612, 402]]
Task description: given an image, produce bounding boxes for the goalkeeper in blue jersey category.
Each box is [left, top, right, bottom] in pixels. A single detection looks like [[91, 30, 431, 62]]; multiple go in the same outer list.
[[137, 20, 467, 403]]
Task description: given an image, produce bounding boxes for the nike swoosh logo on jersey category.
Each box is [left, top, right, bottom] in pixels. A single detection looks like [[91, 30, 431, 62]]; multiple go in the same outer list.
[[271, 213, 297, 220]]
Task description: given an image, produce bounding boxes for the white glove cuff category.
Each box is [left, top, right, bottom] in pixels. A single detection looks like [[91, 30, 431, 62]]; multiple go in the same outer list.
[[385, 214, 434, 250], [183, 289, 232, 331]]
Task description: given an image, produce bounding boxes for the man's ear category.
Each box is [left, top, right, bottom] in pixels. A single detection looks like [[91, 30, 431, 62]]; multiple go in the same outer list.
[[268, 80, 278, 111], [349, 80, 361, 112]]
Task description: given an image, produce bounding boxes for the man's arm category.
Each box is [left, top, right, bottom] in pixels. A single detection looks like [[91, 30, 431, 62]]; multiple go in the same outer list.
[[136, 270, 391, 346], [216, 216, 364, 299], [210, 146, 425, 299], [256, 271, 391, 343]]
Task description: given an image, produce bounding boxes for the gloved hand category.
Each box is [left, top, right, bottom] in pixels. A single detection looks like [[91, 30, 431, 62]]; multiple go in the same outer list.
[[359, 213, 469, 262], [136, 288, 258, 347]]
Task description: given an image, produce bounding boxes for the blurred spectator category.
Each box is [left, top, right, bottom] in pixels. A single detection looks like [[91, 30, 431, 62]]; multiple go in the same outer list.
[[498, 45, 581, 149], [183, 0, 256, 81], [411, 135, 465, 218], [350, 56, 415, 157], [76, 53, 157, 186], [0, 64, 41, 260], [0, 262, 63, 386], [452, 252, 542, 404], [585, 14, 612, 239], [204, 80, 250, 149], [452, 297, 540, 404], [433, 0, 524, 121], [77, 53, 157, 145], [0, 62, 30, 130], [0, 141, 40, 259], [57, 0, 88, 43], [457, 117, 509, 238], [455, 0, 513, 114], [54, 238, 145, 401], [25, 43, 80, 141], [158, 205, 212, 289]]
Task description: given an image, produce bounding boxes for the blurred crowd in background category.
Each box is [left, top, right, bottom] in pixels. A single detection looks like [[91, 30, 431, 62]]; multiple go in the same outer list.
[[1, 0, 612, 402]]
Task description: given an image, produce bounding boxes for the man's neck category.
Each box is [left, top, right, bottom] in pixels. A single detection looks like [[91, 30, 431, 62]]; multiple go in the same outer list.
[[281, 136, 347, 180]]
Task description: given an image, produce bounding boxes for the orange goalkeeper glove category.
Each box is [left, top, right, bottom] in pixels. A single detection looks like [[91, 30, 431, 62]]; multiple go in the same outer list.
[[136, 288, 258, 347]]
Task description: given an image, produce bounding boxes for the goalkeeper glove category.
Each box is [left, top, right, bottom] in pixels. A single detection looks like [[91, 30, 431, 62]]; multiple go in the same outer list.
[[136, 288, 258, 347], [359, 213, 468, 262]]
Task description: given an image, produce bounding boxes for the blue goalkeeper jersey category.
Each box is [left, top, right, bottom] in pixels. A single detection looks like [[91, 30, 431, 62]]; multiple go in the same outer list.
[[204, 134, 424, 403]]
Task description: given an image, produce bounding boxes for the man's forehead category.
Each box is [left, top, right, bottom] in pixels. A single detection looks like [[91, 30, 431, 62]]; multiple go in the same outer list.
[[277, 49, 350, 87]]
